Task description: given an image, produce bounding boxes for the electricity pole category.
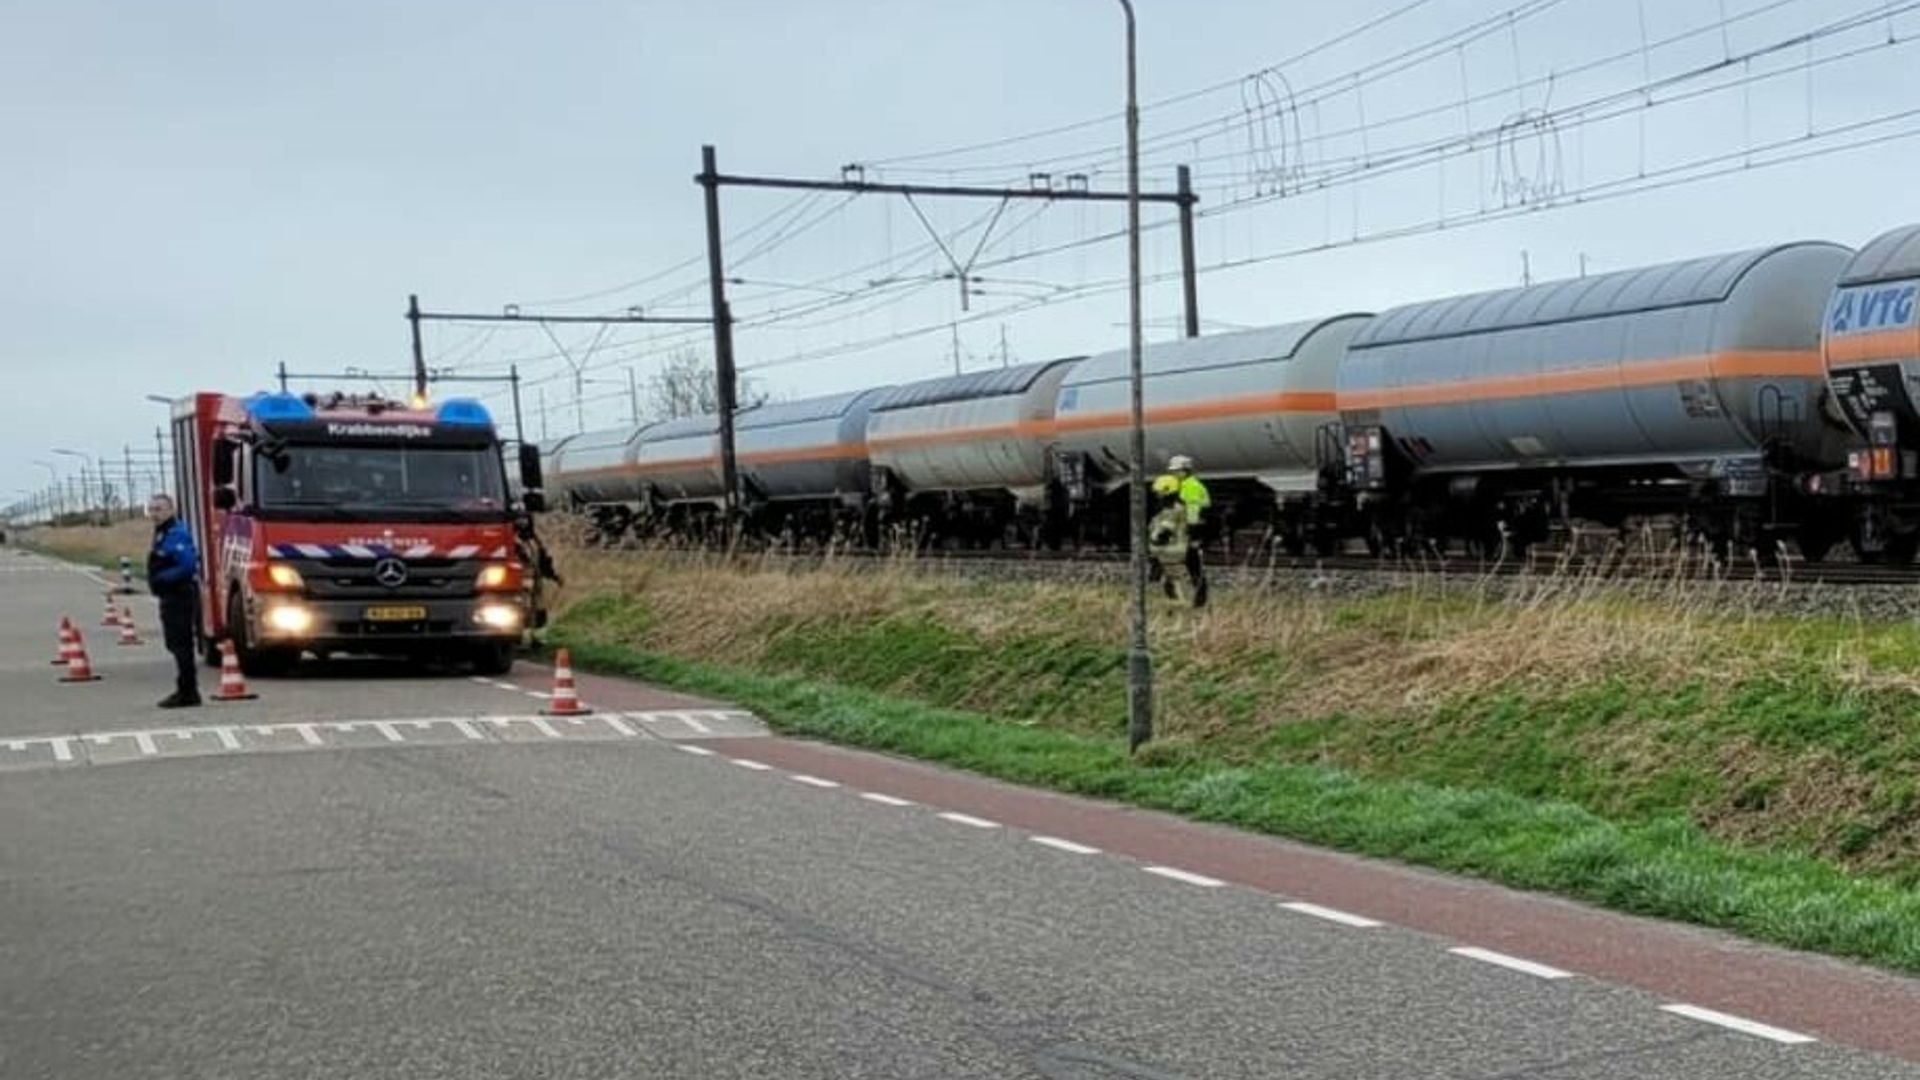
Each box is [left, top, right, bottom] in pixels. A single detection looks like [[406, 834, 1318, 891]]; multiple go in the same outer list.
[[696, 143, 1199, 556], [1119, 0, 1153, 753]]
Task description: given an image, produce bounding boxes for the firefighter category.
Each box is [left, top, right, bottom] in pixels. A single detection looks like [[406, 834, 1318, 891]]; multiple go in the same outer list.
[[1159, 454, 1211, 607], [146, 494, 202, 708]]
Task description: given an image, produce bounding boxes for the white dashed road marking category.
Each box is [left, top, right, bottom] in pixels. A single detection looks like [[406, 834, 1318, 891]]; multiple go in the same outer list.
[[936, 812, 1000, 829], [1030, 836, 1100, 855], [676, 744, 717, 757], [1281, 902, 1383, 929], [860, 792, 913, 807], [1660, 1005, 1816, 1045], [1143, 866, 1225, 888], [789, 774, 840, 789], [729, 758, 773, 771], [1449, 947, 1575, 980]]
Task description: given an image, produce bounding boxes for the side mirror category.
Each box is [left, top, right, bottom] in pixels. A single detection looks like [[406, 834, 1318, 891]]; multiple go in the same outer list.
[[211, 441, 236, 486], [213, 486, 237, 511], [521, 490, 547, 514], [518, 443, 544, 492]]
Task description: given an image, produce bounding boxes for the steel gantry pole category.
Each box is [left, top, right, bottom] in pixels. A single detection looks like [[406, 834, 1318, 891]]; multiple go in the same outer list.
[[1120, 0, 1153, 752], [700, 145, 743, 541]]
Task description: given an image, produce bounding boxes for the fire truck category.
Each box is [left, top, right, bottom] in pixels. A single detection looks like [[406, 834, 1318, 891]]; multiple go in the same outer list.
[[169, 389, 549, 676]]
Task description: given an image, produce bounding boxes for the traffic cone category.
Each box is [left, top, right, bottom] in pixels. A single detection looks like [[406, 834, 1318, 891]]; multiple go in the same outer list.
[[116, 606, 143, 646], [51, 617, 76, 666], [210, 641, 258, 702], [541, 648, 591, 716], [60, 630, 101, 683], [100, 594, 120, 627]]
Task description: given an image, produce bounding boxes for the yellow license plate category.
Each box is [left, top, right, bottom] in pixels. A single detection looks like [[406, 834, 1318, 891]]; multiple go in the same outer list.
[[363, 605, 428, 621]]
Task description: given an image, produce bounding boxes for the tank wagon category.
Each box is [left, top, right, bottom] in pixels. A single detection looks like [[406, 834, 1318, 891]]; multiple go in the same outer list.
[[1819, 223, 1920, 561], [1052, 317, 1370, 554], [1339, 242, 1853, 558], [545, 225, 1920, 565], [865, 358, 1081, 547]]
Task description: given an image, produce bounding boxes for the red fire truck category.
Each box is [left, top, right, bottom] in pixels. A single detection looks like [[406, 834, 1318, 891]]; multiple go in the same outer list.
[[169, 390, 548, 676]]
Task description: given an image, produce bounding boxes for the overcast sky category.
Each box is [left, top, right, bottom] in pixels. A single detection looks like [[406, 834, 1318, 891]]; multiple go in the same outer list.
[[5, 0, 1918, 509]]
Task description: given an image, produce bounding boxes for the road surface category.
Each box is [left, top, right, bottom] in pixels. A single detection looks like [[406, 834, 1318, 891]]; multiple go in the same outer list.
[[2, 545, 1917, 1078]]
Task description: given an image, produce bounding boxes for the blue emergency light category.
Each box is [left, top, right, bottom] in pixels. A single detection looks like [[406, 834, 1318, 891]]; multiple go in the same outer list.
[[243, 392, 316, 422], [435, 398, 493, 427]]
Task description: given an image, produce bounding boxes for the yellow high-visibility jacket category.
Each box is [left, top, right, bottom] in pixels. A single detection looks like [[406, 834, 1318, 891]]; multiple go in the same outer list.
[[1175, 475, 1210, 526]]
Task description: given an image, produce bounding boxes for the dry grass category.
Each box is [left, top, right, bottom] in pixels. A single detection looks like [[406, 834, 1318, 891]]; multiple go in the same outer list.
[[22, 521, 153, 572], [548, 529, 1920, 876]]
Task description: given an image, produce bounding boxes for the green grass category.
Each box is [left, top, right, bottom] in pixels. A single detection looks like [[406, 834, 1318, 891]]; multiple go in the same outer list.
[[548, 626, 1920, 976]]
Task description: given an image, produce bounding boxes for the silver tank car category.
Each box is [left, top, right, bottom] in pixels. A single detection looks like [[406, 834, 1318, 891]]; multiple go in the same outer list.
[[1819, 223, 1920, 560], [1340, 243, 1853, 483], [1052, 316, 1370, 494], [630, 389, 887, 506], [865, 358, 1081, 502], [1823, 223, 1920, 441], [542, 424, 654, 507]]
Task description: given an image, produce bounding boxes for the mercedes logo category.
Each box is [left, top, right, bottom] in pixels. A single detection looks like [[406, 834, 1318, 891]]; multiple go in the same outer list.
[[373, 557, 409, 588]]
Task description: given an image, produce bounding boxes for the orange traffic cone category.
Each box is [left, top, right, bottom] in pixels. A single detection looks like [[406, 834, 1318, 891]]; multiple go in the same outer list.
[[210, 641, 258, 702], [116, 607, 143, 646], [541, 648, 591, 716], [60, 630, 102, 683], [100, 594, 120, 627], [51, 617, 77, 666]]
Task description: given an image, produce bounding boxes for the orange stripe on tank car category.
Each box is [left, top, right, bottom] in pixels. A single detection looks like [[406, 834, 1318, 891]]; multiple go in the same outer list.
[[1826, 328, 1920, 366], [866, 391, 1338, 451], [1049, 391, 1339, 434], [1338, 350, 1820, 410]]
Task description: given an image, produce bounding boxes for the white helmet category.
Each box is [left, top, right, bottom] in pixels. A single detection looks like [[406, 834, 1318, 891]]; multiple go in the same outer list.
[[1167, 454, 1195, 473]]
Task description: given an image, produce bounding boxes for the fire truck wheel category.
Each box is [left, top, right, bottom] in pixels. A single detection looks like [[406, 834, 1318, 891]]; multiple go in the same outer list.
[[228, 594, 296, 677], [471, 641, 515, 677]]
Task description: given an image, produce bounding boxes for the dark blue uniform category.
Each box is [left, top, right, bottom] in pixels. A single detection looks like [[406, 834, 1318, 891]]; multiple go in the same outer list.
[[148, 516, 201, 705]]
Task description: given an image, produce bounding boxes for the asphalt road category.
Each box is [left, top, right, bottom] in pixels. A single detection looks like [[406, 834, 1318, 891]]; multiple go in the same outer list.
[[2, 545, 1916, 1079]]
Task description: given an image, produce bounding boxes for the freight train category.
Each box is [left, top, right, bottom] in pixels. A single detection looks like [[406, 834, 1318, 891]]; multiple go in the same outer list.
[[541, 222, 1920, 564]]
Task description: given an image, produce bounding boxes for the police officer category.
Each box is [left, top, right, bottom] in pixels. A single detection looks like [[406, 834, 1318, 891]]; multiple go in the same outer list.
[[147, 494, 202, 708], [1157, 454, 1211, 607]]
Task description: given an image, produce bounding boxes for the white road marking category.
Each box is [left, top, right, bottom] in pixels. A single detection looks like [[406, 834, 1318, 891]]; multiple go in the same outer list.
[[85, 731, 162, 757], [370, 721, 406, 744], [677, 712, 713, 735], [729, 757, 773, 771], [1143, 866, 1224, 888], [490, 681, 519, 692], [937, 812, 1000, 829], [860, 792, 914, 806], [1449, 947, 1574, 980], [524, 690, 553, 701], [1280, 902, 1383, 929], [789, 774, 840, 788], [1030, 836, 1100, 855], [208, 726, 242, 751], [292, 723, 324, 746], [1659, 1005, 1815, 1044], [676, 744, 718, 757], [468, 676, 493, 685], [47, 737, 73, 762], [599, 714, 639, 737], [446, 718, 487, 742]]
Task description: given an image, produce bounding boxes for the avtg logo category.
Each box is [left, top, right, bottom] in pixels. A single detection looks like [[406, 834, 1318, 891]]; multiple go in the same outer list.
[[1829, 282, 1917, 335]]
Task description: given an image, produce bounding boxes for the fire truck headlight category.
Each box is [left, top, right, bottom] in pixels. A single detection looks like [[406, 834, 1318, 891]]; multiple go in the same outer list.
[[265, 603, 315, 635], [475, 603, 522, 631], [265, 562, 304, 589], [475, 563, 513, 590]]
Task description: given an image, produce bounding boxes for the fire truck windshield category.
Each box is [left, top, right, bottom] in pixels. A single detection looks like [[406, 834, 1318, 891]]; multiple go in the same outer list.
[[255, 444, 507, 520]]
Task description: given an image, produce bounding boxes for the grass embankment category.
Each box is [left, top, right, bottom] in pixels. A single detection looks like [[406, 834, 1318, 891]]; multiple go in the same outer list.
[[547, 545, 1920, 974]]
